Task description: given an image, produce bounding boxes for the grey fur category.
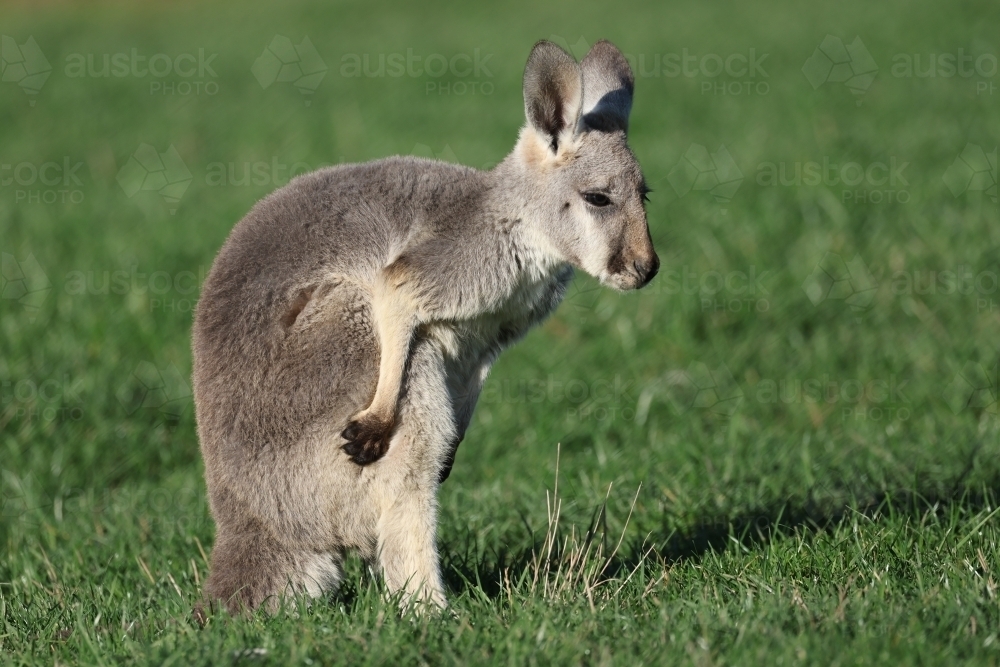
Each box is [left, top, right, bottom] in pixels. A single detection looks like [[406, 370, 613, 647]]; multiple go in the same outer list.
[[192, 39, 658, 614]]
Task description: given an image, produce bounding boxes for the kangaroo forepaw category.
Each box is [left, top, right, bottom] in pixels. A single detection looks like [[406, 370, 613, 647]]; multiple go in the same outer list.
[[341, 413, 394, 465]]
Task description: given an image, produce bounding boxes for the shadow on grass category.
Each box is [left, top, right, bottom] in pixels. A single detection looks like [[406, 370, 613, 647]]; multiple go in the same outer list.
[[440, 440, 998, 600]]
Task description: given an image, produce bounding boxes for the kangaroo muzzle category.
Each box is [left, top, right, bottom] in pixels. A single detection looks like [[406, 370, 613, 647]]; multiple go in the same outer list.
[[634, 252, 659, 287]]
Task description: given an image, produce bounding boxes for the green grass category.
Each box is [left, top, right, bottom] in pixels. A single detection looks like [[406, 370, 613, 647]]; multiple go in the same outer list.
[[2, 0, 1000, 664]]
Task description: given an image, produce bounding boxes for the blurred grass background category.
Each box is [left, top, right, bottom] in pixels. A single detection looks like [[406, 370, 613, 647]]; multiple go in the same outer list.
[[2, 0, 1000, 664]]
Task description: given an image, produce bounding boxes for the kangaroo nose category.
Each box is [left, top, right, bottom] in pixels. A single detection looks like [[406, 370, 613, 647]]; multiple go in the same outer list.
[[634, 254, 659, 287]]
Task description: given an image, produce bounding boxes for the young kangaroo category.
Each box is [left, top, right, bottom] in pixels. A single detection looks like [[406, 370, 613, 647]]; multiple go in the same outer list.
[[192, 39, 658, 614]]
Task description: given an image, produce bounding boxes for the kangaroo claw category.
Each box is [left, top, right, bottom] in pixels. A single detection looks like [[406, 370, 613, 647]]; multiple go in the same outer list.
[[341, 413, 394, 465]]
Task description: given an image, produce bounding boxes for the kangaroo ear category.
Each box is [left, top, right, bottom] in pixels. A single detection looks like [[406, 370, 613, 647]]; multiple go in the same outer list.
[[579, 40, 634, 133], [523, 41, 583, 152]]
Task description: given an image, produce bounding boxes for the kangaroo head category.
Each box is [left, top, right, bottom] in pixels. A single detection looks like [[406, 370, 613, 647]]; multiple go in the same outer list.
[[512, 39, 658, 291]]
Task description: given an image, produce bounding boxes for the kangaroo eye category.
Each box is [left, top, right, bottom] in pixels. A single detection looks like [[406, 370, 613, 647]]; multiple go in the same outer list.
[[583, 192, 611, 207]]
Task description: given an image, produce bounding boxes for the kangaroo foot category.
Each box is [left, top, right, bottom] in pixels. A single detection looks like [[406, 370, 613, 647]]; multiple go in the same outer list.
[[341, 412, 395, 465]]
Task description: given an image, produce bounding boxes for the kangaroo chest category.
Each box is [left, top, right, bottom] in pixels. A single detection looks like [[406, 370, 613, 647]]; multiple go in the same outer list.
[[427, 264, 572, 367]]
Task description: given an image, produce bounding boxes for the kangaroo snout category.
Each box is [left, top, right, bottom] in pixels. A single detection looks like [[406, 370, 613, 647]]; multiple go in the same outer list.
[[606, 244, 658, 291], [634, 253, 659, 287]]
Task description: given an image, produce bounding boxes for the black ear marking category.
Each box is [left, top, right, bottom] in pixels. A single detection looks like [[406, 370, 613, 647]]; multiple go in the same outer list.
[[523, 40, 583, 150], [530, 78, 566, 140]]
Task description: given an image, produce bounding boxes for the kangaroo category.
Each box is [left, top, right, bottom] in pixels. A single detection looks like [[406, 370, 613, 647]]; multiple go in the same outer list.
[[192, 39, 658, 614]]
